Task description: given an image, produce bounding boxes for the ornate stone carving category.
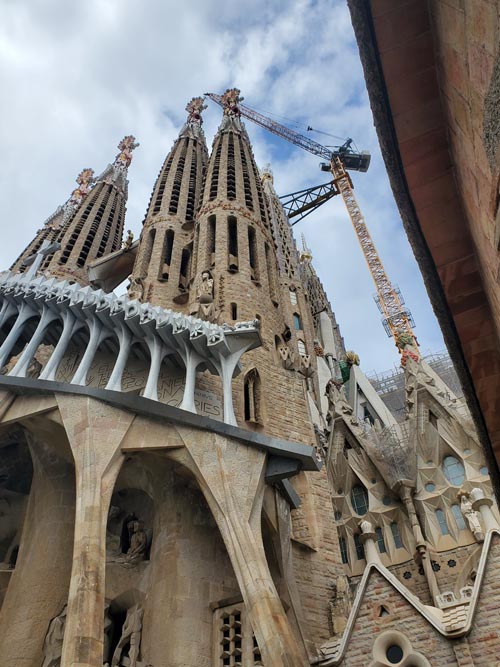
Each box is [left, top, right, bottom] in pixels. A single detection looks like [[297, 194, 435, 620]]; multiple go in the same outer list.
[[128, 275, 144, 301], [114, 135, 139, 172], [196, 270, 219, 322], [122, 230, 134, 250], [186, 96, 207, 125], [41, 605, 67, 667], [111, 604, 143, 667], [458, 491, 484, 541]]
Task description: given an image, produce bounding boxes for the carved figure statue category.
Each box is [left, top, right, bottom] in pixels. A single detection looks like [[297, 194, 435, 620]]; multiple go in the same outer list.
[[196, 271, 218, 322], [111, 604, 143, 667], [458, 491, 484, 541], [122, 230, 134, 250], [128, 275, 144, 301], [41, 604, 67, 667], [326, 379, 353, 418]]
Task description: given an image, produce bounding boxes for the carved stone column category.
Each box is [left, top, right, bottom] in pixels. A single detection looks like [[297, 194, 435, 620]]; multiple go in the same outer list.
[[167, 429, 305, 667], [57, 395, 134, 667]]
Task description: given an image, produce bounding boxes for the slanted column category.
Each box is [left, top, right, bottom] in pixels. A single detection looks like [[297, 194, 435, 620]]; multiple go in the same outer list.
[[39, 310, 79, 381], [10, 305, 58, 377], [179, 349, 202, 413], [143, 337, 167, 400], [0, 300, 17, 329], [106, 324, 133, 391], [0, 302, 36, 368], [178, 434, 305, 667], [71, 316, 108, 386], [57, 395, 134, 667]]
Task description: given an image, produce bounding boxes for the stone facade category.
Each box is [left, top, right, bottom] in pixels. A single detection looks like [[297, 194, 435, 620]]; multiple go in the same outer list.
[[0, 89, 499, 667]]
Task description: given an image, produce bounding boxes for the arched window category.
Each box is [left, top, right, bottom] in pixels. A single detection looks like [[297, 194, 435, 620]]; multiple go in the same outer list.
[[350, 484, 369, 516], [244, 368, 261, 424], [442, 456, 465, 486], [390, 522, 403, 548], [289, 288, 297, 305], [353, 533, 365, 560], [231, 303, 237, 320], [436, 508, 450, 535], [375, 527, 387, 553], [451, 504, 466, 531], [159, 228, 174, 280], [248, 226, 259, 281], [293, 313, 302, 331], [297, 339, 306, 356], [339, 536, 348, 564]]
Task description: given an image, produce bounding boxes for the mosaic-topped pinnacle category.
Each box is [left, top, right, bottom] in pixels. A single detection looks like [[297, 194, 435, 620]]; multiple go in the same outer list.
[[113, 135, 139, 171], [221, 88, 244, 117], [185, 96, 207, 125]]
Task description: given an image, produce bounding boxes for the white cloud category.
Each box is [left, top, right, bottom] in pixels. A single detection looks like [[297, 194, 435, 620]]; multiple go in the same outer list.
[[0, 0, 445, 373]]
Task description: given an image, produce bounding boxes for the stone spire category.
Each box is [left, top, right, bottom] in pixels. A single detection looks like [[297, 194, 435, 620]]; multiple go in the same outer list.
[[10, 167, 95, 274], [37, 136, 138, 285], [128, 97, 208, 307]]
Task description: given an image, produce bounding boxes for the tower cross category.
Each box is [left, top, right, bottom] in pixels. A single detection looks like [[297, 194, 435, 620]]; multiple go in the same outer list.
[[22, 240, 61, 279]]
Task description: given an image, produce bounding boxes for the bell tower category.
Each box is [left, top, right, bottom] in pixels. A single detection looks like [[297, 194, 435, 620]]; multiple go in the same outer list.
[[129, 97, 208, 308], [47, 135, 138, 284]]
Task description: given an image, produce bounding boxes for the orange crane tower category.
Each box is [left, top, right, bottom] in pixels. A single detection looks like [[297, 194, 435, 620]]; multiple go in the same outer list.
[[206, 89, 419, 359]]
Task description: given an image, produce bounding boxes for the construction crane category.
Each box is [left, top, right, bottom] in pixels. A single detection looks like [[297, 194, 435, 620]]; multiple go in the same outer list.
[[205, 90, 418, 357]]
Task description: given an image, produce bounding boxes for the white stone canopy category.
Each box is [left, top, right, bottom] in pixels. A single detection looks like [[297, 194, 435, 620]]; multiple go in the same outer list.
[[0, 270, 261, 425]]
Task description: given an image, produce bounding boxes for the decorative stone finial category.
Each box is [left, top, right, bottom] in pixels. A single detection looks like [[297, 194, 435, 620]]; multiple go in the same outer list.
[[221, 88, 244, 117], [113, 135, 139, 171], [52, 167, 95, 228], [300, 233, 313, 262], [185, 96, 207, 125]]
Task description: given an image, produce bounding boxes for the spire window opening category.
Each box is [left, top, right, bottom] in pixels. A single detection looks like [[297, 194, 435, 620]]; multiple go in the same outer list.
[[244, 368, 261, 424], [139, 228, 155, 279], [209, 141, 222, 201], [169, 139, 188, 215], [390, 522, 403, 548], [239, 140, 254, 211], [185, 149, 197, 222], [206, 215, 216, 268], [59, 190, 99, 265], [76, 186, 112, 267], [226, 134, 236, 200], [159, 229, 175, 281], [248, 226, 259, 282], [231, 303, 237, 320], [436, 508, 450, 536], [265, 242, 277, 303], [153, 154, 174, 214], [179, 246, 191, 290], [227, 216, 238, 272]]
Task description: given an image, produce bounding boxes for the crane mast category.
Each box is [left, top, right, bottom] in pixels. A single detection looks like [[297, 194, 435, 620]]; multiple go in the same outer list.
[[205, 90, 418, 358]]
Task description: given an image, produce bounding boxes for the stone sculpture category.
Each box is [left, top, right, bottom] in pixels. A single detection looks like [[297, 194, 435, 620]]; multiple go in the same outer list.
[[196, 270, 218, 322], [458, 491, 484, 541], [41, 605, 67, 667], [111, 604, 143, 667]]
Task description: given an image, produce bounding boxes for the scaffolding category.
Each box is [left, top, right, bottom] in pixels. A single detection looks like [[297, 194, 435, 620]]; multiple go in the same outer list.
[[367, 350, 463, 422]]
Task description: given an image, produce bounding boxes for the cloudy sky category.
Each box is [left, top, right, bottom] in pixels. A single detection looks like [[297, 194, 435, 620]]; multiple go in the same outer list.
[[0, 0, 445, 374]]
